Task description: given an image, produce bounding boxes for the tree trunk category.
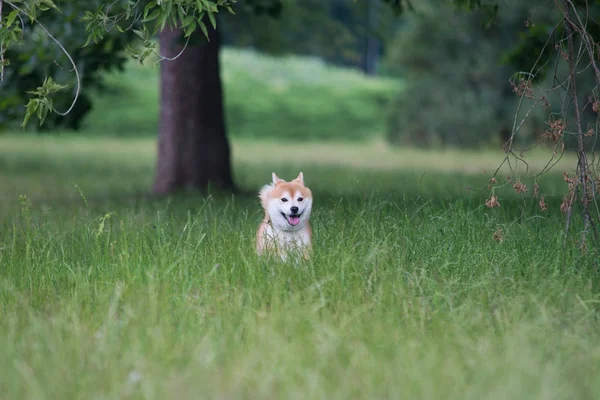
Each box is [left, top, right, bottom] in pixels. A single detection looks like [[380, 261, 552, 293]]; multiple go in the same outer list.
[[153, 24, 235, 195], [362, 0, 379, 75]]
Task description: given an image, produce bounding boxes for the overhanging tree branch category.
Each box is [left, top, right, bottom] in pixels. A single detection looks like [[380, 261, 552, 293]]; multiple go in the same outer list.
[[0, 0, 237, 127], [6, 1, 81, 119]]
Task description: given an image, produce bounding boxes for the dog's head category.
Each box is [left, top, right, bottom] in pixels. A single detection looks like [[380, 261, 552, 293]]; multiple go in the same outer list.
[[261, 172, 313, 231]]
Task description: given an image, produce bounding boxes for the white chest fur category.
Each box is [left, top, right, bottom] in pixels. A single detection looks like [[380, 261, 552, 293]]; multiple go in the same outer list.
[[264, 224, 311, 260]]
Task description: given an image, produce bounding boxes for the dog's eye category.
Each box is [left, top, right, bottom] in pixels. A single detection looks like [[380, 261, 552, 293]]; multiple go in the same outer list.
[[281, 198, 288, 202], [298, 197, 303, 202]]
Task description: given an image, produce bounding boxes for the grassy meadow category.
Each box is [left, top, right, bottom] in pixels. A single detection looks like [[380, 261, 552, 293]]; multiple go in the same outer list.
[[82, 48, 399, 141], [1, 49, 600, 399], [1, 133, 599, 399]]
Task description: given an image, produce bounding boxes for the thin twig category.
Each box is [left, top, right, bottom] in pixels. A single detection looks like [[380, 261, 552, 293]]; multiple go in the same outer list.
[[487, 21, 561, 188], [34, 22, 80, 116], [566, 0, 600, 80], [487, 0, 600, 257], [156, 33, 191, 62], [563, 0, 592, 247]]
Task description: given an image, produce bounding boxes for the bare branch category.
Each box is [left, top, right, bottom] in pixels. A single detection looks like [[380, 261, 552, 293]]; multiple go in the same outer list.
[[561, 0, 596, 245], [487, 0, 600, 253]]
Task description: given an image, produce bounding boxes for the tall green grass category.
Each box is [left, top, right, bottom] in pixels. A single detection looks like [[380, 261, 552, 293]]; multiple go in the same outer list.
[[83, 48, 400, 141], [0, 135, 599, 399]]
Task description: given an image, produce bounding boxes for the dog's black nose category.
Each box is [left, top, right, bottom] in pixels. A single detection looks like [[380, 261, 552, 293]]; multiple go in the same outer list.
[[290, 206, 299, 214]]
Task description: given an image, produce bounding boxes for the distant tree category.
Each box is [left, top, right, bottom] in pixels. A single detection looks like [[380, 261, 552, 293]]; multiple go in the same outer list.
[[383, 0, 552, 148], [219, 0, 396, 73]]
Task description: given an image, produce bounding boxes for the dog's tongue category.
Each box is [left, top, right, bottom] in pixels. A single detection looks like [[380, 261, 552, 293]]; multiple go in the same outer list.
[[288, 216, 301, 226]]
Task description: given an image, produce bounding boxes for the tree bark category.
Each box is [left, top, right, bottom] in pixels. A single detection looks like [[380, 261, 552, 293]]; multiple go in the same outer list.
[[153, 24, 235, 195]]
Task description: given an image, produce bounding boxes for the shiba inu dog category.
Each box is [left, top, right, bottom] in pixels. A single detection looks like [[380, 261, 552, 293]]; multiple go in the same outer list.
[[256, 172, 313, 260]]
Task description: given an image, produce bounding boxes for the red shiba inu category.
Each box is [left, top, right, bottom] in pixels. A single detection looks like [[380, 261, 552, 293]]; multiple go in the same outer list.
[[256, 172, 313, 260]]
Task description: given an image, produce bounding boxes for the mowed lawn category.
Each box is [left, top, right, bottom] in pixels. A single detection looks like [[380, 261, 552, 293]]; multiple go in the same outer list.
[[0, 134, 598, 399]]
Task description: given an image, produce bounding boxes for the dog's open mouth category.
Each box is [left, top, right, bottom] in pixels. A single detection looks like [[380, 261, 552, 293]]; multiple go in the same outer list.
[[281, 212, 303, 226]]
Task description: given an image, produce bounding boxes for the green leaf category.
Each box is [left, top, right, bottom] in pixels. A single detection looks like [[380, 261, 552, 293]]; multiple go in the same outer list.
[[177, 5, 187, 23], [83, 32, 95, 47], [199, 20, 209, 40], [183, 15, 195, 27], [41, 106, 49, 125], [22, 99, 39, 128], [6, 10, 20, 27], [207, 2, 218, 13], [29, 6, 37, 23], [40, 0, 59, 11], [184, 21, 197, 37], [142, 8, 160, 22], [132, 28, 148, 41], [37, 102, 45, 119], [207, 10, 216, 29], [143, 1, 157, 19], [158, 12, 169, 31]]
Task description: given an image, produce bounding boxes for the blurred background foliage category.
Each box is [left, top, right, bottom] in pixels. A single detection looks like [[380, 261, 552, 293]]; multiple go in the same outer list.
[[3, 0, 600, 148]]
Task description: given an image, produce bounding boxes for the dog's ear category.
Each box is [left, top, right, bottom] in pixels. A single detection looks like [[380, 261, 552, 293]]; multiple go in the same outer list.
[[293, 172, 304, 185], [272, 172, 284, 185]]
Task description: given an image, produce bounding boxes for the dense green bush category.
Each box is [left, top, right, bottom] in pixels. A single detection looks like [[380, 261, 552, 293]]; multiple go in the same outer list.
[[383, 1, 548, 149]]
